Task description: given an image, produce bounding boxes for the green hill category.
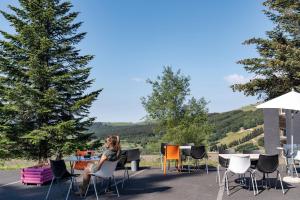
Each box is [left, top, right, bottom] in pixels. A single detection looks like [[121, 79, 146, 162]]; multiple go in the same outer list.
[[208, 104, 263, 142], [89, 122, 159, 147], [88, 104, 264, 152]]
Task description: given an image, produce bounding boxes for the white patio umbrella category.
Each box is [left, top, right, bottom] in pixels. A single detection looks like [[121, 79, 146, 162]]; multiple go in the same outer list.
[[257, 89, 300, 183]]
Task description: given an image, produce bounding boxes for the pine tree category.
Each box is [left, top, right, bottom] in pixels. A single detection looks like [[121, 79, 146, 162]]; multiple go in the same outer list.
[[0, 0, 101, 161], [232, 0, 300, 100]]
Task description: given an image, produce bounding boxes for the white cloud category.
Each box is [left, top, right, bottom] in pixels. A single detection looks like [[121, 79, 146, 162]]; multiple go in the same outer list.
[[224, 74, 250, 84], [131, 77, 144, 83]]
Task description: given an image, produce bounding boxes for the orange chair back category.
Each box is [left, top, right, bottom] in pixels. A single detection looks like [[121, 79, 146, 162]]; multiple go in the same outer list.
[[165, 145, 180, 160], [73, 150, 94, 170], [163, 145, 181, 175]]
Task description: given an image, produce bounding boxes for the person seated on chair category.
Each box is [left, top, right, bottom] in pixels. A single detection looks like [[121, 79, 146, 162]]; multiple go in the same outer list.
[[78, 135, 121, 195]]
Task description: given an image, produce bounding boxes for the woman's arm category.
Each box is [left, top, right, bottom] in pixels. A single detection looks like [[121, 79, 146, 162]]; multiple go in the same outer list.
[[93, 154, 108, 171]]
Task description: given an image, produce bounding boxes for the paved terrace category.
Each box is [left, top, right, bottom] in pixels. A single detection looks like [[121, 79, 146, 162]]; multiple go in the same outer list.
[[0, 166, 299, 200]]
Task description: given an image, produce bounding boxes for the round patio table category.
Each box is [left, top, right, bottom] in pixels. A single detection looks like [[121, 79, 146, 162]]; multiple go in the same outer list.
[[64, 156, 101, 175], [218, 154, 259, 160]]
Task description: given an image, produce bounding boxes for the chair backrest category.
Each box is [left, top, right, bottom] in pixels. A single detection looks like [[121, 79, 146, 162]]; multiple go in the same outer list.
[[243, 149, 262, 154], [219, 149, 235, 154], [294, 150, 300, 160], [256, 154, 279, 173], [126, 149, 140, 162], [218, 156, 229, 168], [228, 155, 250, 174], [181, 143, 195, 156], [161, 143, 168, 155], [165, 145, 180, 160], [50, 160, 70, 179], [116, 150, 128, 169], [94, 160, 119, 178], [218, 149, 235, 168], [190, 146, 206, 159]]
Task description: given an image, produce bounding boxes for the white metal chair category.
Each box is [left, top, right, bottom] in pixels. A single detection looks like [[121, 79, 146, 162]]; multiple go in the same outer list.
[[283, 147, 298, 177], [216, 149, 235, 186], [84, 160, 120, 200], [224, 155, 256, 195]]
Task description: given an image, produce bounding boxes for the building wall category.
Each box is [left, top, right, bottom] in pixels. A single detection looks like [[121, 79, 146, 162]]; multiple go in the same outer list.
[[263, 108, 280, 154]]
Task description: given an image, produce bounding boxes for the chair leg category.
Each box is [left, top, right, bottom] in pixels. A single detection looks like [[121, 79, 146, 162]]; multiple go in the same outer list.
[[65, 177, 73, 200], [194, 160, 198, 171], [277, 171, 285, 194], [275, 171, 278, 189], [254, 173, 258, 195], [92, 176, 99, 200], [127, 167, 129, 179], [45, 177, 54, 200], [293, 163, 298, 177], [224, 171, 230, 195], [122, 168, 127, 188], [216, 165, 221, 186], [122, 167, 129, 188], [250, 173, 256, 196], [73, 176, 79, 192], [205, 158, 208, 174], [187, 157, 190, 173], [163, 157, 167, 175], [266, 173, 270, 189], [113, 175, 120, 197], [160, 154, 163, 170], [84, 178, 91, 198]]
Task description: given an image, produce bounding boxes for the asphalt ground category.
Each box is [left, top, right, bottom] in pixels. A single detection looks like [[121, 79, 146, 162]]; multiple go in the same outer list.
[[0, 166, 299, 200]]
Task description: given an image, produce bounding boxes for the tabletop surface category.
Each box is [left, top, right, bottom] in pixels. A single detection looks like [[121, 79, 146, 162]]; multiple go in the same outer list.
[[219, 154, 260, 160], [179, 146, 191, 149], [64, 156, 101, 162], [163, 145, 192, 149]]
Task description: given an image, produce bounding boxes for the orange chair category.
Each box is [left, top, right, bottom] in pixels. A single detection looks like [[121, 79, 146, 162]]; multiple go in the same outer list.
[[73, 150, 94, 170], [163, 145, 181, 175]]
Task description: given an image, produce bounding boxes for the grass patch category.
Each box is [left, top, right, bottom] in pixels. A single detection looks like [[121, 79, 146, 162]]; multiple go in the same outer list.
[[0, 159, 37, 170], [217, 130, 251, 145]]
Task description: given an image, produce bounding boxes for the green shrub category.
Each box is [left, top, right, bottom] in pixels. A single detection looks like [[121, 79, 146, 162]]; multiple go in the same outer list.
[[235, 143, 259, 152], [143, 142, 161, 155], [257, 137, 264, 147]]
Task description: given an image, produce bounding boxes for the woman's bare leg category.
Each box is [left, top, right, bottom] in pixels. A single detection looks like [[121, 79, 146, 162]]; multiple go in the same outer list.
[[81, 163, 94, 193]]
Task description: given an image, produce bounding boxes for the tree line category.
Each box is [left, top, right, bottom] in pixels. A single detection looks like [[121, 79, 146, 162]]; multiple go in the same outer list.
[[210, 127, 264, 151]]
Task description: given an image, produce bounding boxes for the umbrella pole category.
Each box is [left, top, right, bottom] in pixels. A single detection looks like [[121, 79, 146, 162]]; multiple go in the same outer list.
[[291, 111, 294, 177], [283, 110, 300, 183]]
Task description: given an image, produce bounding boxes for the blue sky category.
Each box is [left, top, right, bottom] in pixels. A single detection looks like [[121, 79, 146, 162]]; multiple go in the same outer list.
[[0, 0, 273, 122]]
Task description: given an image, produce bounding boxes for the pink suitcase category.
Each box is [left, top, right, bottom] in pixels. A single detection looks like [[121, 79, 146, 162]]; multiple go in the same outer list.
[[21, 166, 53, 186]]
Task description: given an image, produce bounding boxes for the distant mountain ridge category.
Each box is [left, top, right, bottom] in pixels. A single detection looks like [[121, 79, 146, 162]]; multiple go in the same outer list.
[[89, 104, 264, 147]]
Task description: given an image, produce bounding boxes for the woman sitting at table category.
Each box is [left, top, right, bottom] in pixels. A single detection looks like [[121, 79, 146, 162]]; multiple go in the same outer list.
[[77, 135, 121, 195]]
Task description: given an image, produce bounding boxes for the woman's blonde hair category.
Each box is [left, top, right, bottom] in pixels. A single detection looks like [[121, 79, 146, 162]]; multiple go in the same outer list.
[[105, 135, 121, 156]]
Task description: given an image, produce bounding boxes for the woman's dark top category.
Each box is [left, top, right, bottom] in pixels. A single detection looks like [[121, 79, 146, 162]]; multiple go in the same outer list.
[[91, 148, 119, 172], [103, 149, 119, 161]]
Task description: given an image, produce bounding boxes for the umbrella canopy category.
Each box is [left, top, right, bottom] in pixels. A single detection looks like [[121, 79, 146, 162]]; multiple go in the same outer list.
[[256, 90, 300, 111]]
